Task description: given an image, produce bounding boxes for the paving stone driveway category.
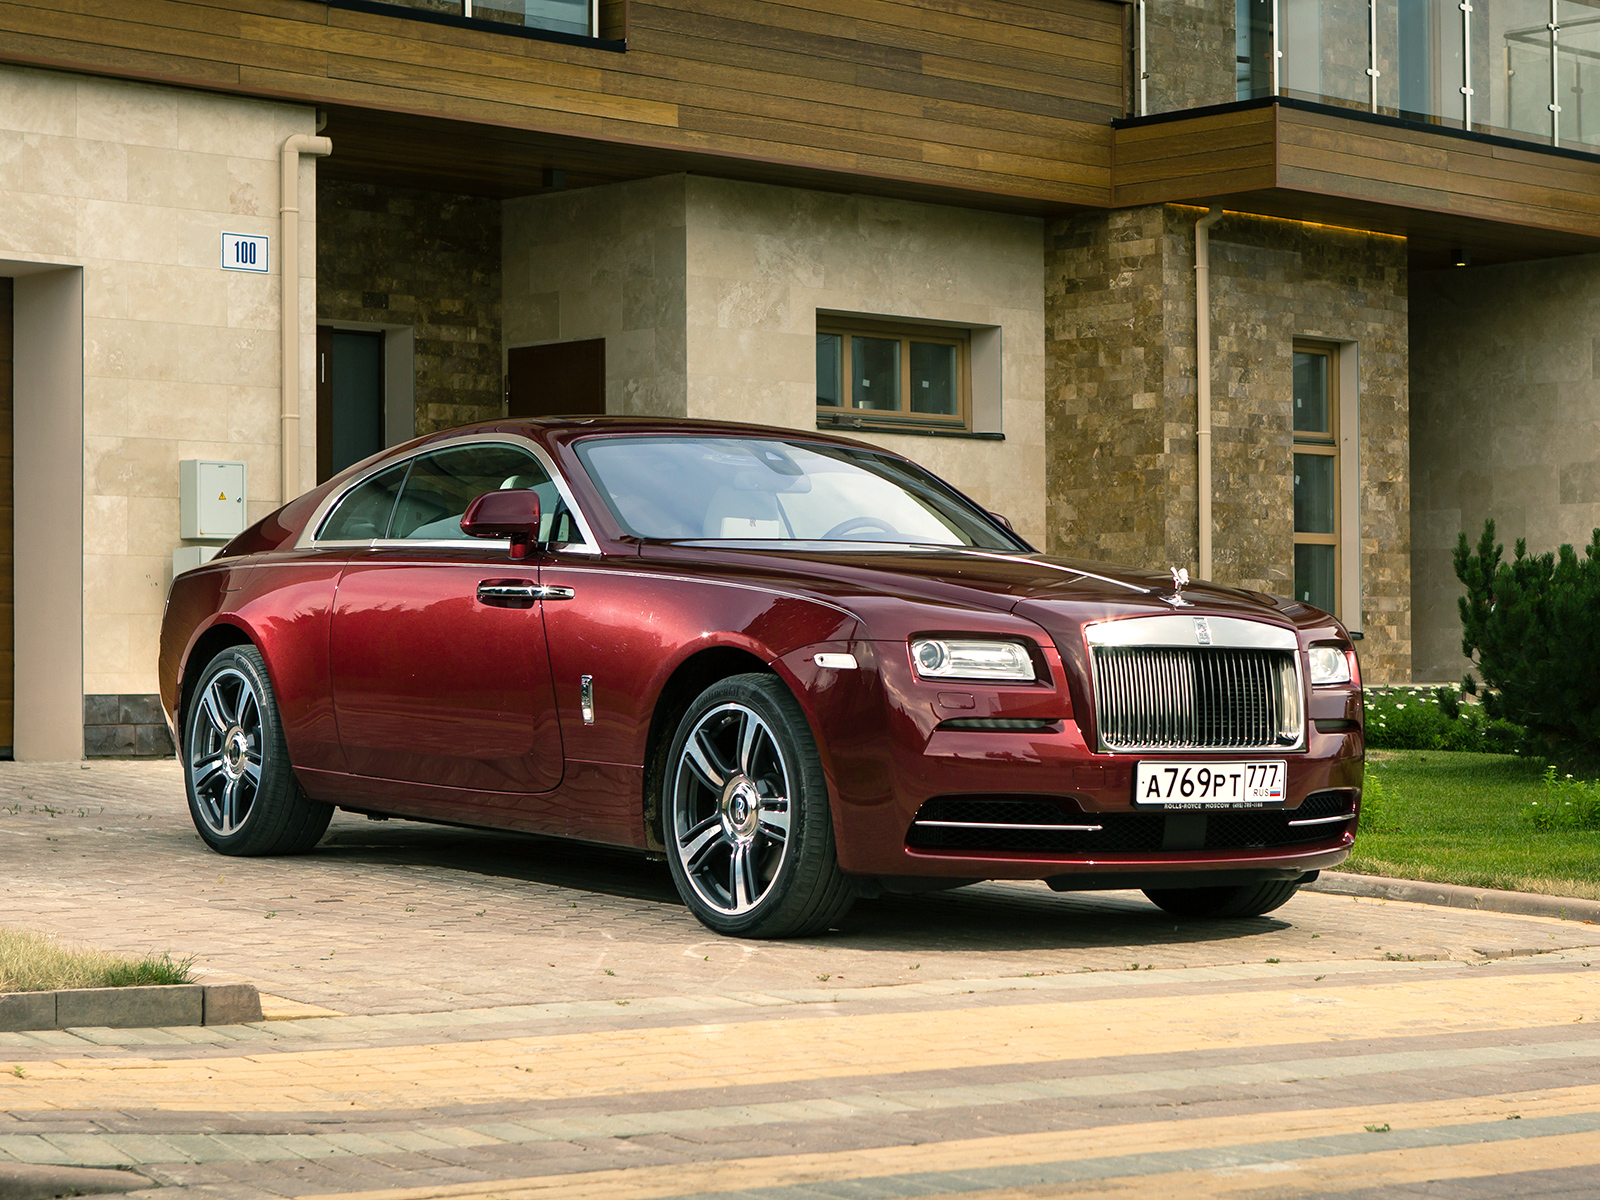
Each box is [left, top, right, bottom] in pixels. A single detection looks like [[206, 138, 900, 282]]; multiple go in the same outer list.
[[4, 761, 1600, 1200], [4, 761, 1599, 1014]]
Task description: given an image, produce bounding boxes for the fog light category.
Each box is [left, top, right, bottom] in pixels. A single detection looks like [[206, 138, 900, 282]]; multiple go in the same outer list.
[[1309, 645, 1352, 685], [911, 639, 1035, 682]]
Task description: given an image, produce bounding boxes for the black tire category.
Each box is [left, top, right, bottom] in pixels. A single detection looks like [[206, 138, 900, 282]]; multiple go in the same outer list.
[[183, 645, 332, 856], [663, 673, 855, 938], [1142, 880, 1302, 919]]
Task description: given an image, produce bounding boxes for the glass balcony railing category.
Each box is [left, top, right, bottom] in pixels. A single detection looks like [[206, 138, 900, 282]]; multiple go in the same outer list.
[[373, 0, 597, 39], [1148, 1, 1600, 151]]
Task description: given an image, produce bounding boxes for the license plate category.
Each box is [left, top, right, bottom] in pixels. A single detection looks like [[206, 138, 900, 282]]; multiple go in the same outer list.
[[1133, 760, 1287, 807]]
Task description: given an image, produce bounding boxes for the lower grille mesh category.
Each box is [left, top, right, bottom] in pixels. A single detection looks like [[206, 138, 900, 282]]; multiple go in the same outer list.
[[906, 791, 1356, 855]]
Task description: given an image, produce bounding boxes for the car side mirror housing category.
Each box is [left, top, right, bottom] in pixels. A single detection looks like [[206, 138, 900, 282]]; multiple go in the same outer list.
[[989, 511, 1015, 532], [461, 490, 542, 560]]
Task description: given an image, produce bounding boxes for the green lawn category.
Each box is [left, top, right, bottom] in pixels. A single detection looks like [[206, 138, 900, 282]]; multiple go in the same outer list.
[[1349, 750, 1600, 900]]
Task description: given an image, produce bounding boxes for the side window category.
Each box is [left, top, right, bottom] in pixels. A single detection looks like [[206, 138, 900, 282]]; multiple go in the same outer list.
[[388, 444, 560, 542], [318, 463, 408, 542]]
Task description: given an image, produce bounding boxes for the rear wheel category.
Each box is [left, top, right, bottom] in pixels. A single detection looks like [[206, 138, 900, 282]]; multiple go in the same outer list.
[[184, 645, 332, 856], [664, 673, 855, 938], [1142, 880, 1301, 918]]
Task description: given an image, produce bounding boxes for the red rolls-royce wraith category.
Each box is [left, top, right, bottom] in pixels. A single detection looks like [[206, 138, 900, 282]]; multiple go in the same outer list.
[[158, 419, 1364, 938]]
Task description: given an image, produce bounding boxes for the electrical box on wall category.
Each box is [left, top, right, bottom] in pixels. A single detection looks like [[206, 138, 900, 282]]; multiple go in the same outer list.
[[179, 460, 248, 541]]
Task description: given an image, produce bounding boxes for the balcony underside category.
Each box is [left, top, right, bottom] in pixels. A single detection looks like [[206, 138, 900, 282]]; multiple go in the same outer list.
[[1113, 99, 1600, 270]]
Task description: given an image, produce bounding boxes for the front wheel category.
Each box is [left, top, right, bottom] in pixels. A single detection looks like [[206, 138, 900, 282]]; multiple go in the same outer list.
[[1142, 880, 1302, 918], [664, 673, 855, 938], [184, 644, 332, 856]]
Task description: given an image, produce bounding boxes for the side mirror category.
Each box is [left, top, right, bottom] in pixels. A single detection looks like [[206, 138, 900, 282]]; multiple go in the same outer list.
[[989, 511, 1015, 532], [461, 490, 542, 560]]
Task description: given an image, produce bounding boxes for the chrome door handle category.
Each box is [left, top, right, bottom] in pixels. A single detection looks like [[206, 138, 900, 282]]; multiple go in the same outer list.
[[478, 583, 537, 602], [476, 582, 576, 603]]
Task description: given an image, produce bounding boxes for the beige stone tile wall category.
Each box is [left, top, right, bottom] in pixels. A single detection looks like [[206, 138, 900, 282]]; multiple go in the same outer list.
[[0, 65, 315, 698], [683, 177, 1047, 546], [318, 179, 501, 435], [503, 175, 688, 418], [1145, 0, 1236, 113], [1046, 205, 1411, 681], [1411, 255, 1600, 682], [502, 175, 1046, 544]]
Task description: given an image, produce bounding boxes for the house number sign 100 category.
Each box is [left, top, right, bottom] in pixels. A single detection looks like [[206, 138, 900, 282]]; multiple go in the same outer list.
[[221, 233, 269, 274]]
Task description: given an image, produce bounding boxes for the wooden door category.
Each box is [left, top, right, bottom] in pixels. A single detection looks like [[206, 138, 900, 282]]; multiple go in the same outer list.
[[506, 339, 606, 419]]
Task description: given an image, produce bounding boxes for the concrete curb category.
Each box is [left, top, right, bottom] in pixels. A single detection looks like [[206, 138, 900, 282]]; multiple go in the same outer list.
[[0, 1165, 153, 1200], [0, 982, 261, 1032], [1307, 871, 1600, 922]]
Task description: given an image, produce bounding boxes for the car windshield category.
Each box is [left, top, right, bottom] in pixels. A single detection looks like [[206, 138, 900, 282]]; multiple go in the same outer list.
[[574, 436, 1026, 550]]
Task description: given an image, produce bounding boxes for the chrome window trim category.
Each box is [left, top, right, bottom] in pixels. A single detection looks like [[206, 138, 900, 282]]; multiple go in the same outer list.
[[296, 432, 600, 554]]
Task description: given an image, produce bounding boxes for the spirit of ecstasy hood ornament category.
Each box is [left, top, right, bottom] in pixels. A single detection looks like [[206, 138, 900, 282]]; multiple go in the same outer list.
[[1164, 565, 1193, 607]]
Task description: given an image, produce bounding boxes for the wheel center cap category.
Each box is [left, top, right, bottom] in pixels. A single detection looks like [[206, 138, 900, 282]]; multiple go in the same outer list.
[[223, 727, 248, 778], [720, 777, 761, 840]]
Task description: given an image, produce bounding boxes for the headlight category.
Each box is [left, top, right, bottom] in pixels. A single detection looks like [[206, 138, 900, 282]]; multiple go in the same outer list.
[[911, 639, 1036, 682], [1308, 645, 1352, 685]]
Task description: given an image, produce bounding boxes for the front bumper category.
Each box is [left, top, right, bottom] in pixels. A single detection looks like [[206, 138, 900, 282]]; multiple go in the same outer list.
[[778, 639, 1362, 883]]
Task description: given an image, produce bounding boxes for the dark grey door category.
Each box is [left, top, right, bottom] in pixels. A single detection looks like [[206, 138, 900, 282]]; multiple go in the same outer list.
[[317, 328, 385, 483]]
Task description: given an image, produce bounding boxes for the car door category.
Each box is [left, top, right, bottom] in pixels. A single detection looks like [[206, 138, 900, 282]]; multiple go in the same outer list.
[[328, 440, 565, 794]]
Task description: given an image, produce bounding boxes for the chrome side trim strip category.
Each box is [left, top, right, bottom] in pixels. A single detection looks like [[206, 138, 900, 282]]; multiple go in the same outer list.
[[912, 820, 1104, 832], [1286, 812, 1356, 827]]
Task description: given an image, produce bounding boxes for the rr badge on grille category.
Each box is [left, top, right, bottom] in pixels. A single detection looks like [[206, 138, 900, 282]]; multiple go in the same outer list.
[[1194, 617, 1212, 644]]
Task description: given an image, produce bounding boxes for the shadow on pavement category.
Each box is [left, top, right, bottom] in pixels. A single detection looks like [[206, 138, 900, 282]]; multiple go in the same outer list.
[[310, 817, 1291, 952]]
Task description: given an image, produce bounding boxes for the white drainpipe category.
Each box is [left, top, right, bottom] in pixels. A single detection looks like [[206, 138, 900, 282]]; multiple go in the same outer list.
[[280, 133, 333, 505], [1195, 207, 1223, 581]]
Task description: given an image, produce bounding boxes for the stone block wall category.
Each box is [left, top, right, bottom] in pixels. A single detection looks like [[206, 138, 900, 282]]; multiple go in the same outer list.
[[1411, 255, 1600, 682], [0, 65, 315, 712], [318, 179, 502, 435], [1045, 205, 1411, 681], [1144, 0, 1236, 114], [503, 175, 689, 418]]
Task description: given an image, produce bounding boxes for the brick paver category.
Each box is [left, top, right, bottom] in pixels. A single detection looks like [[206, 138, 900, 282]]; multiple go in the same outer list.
[[3, 761, 1599, 1199]]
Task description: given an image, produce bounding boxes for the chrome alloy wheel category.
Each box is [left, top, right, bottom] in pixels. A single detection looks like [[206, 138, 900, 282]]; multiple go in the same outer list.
[[671, 702, 794, 915], [189, 667, 264, 836]]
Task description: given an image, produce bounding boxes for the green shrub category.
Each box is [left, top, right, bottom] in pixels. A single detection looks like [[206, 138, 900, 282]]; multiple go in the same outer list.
[[1455, 520, 1600, 756], [1363, 685, 1526, 754], [1358, 769, 1400, 833], [1525, 765, 1600, 831]]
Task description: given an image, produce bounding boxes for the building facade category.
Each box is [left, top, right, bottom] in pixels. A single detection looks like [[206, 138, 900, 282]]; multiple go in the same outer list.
[[1, 0, 1597, 756]]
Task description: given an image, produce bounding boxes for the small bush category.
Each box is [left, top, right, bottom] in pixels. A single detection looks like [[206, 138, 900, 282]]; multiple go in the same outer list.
[[1525, 765, 1600, 832], [1358, 769, 1400, 833], [0, 927, 196, 993], [1455, 520, 1600, 757], [1364, 685, 1526, 754]]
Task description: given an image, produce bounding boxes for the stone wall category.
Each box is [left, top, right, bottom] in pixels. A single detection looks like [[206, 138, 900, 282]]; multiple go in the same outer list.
[[1145, 0, 1236, 113], [683, 177, 1047, 546], [318, 179, 502, 435], [0, 65, 315, 706], [502, 175, 1048, 546], [503, 175, 688, 418], [1045, 205, 1411, 681], [1411, 255, 1600, 682]]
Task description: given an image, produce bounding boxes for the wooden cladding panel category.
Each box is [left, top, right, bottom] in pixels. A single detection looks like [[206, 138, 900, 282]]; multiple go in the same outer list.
[[1111, 106, 1276, 206], [1111, 103, 1600, 252], [0, 0, 1127, 207], [1275, 108, 1600, 238]]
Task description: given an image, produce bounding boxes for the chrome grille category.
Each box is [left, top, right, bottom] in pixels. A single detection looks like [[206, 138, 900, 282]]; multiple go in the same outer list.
[[1090, 647, 1300, 752]]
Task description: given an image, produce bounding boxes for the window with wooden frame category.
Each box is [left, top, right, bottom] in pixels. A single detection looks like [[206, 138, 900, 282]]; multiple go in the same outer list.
[[815, 317, 971, 433], [1292, 342, 1339, 615]]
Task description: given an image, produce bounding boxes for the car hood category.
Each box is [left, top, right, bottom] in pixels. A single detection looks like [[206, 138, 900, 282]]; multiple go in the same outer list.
[[638, 543, 1307, 636]]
